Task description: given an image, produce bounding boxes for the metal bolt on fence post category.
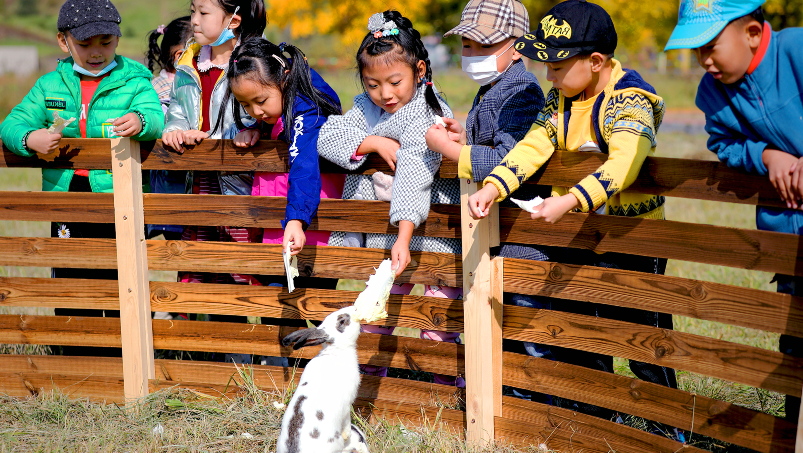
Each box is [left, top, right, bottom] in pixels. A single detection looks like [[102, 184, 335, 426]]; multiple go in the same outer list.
[[128, 288, 132, 293], [123, 216, 127, 220]]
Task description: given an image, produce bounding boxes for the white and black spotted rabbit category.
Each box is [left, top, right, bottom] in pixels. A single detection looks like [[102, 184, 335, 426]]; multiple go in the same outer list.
[[277, 306, 369, 453]]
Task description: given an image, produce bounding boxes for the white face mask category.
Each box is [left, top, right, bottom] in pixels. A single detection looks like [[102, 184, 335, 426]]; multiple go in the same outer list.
[[461, 42, 515, 86]]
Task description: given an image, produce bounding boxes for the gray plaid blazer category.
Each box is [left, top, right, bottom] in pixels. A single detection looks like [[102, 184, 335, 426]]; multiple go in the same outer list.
[[318, 84, 461, 254], [464, 60, 545, 181]]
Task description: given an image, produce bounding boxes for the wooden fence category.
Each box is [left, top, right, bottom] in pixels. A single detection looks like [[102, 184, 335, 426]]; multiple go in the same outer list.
[[0, 137, 801, 453]]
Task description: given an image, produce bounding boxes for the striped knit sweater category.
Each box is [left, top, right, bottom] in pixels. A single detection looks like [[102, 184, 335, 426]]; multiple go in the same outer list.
[[485, 60, 666, 219]]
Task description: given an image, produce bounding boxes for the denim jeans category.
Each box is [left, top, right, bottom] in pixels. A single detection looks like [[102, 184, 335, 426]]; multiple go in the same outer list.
[[775, 275, 802, 423], [504, 245, 678, 420]]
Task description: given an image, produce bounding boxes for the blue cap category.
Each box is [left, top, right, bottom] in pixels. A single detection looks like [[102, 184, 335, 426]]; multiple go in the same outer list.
[[664, 0, 764, 51]]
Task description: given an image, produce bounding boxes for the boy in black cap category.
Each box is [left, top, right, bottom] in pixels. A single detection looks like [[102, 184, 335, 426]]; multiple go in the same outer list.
[[0, 0, 163, 356], [467, 0, 681, 431]]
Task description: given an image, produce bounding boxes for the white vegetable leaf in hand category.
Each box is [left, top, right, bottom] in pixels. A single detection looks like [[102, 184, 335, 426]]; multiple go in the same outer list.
[[353, 259, 395, 323], [510, 196, 545, 213], [283, 242, 299, 293], [46, 111, 76, 134]]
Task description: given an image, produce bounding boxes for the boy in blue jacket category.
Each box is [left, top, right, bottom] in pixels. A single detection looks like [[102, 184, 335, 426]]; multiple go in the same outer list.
[[665, 0, 802, 423]]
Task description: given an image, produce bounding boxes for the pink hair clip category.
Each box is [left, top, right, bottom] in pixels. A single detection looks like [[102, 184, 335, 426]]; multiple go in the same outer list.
[[156, 24, 166, 34]]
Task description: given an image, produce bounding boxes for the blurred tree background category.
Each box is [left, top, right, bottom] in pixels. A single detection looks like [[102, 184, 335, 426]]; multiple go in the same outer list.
[[0, 0, 799, 67]]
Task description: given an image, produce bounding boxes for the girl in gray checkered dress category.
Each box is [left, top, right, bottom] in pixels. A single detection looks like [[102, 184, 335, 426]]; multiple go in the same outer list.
[[318, 10, 464, 387]]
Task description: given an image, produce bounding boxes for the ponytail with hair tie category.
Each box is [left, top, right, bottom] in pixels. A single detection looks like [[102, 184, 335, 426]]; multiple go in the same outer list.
[[212, 37, 341, 136]]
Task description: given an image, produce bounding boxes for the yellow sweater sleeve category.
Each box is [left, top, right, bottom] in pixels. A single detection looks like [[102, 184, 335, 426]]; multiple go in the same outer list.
[[457, 145, 473, 179], [483, 122, 555, 202], [569, 92, 656, 212]]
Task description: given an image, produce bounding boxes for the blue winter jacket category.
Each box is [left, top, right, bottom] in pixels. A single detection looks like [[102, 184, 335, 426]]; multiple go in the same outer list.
[[696, 25, 803, 234], [226, 68, 340, 228]]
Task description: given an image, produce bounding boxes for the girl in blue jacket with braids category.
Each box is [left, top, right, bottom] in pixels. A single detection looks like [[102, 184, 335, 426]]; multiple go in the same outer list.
[[212, 38, 342, 359]]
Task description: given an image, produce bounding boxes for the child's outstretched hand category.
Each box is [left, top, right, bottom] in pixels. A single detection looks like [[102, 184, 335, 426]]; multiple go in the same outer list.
[[441, 117, 466, 145], [161, 130, 209, 154], [530, 194, 579, 224], [468, 184, 500, 219], [283, 220, 306, 256], [357, 135, 399, 171], [391, 239, 411, 277], [763, 149, 801, 209], [391, 220, 414, 277], [26, 129, 62, 154], [112, 113, 142, 137], [233, 129, 260, 148]]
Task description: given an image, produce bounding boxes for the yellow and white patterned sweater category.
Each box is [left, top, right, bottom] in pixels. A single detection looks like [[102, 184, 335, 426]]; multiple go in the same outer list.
[[485, 60, 665, 219]]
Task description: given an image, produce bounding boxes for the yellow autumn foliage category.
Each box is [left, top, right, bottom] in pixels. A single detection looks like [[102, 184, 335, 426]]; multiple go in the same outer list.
[[268, 0, 432, 47], [267, 0, 802, 52]]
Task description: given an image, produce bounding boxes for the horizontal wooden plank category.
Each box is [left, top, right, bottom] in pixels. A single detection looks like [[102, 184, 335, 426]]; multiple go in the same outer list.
[[503, 259, 803, 337], [353, 398, 465, 437], [528, 151, 784, 208], [0, 239, 462, 287], [0, 277, 119, 310], [143, 194, 462, 238], [504, 305, 803, 397], [0, 191, 114, 223], [0, 139, 458, 176], [0, 315, 121, 348], [151, 318, 464, 376], [498, 397, 701, 453], [0, 192, 462, 239], [0, 354, 122, 377], [0, 371, 124, 403], [0, 139, 112, 170], [3, 140, 782, 207], [500, 209, 803, 276], [151, 282, 463, 332], [140, 140, 460, 177], [503, 352, 796, 453], [0, 277, 464, 332], [150, 360, 463, 411], [0, 237, 118, 269], [148, 377, 466, 436], [0, 315, 464, 376], [147, 242, 462, 287]]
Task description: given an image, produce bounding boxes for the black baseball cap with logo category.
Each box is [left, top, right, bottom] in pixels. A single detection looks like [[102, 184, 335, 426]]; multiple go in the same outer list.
[[514, 0, 617, 63]]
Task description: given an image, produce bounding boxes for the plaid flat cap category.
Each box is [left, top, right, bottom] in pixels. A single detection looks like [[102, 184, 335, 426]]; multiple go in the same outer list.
[[444, 0, 529, 45]]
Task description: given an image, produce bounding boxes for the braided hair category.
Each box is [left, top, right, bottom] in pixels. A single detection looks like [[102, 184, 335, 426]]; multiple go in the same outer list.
[[212, 38, 342, 135], [145, 16, 192, 73], [356, 10, 444, 117]]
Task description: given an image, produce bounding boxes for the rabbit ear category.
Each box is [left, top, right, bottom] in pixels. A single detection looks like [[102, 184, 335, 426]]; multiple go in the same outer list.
[[281, 328, 330, 350]]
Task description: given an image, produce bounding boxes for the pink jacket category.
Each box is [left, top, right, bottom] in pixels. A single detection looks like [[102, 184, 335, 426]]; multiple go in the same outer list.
[[253, 171, 345, 245]]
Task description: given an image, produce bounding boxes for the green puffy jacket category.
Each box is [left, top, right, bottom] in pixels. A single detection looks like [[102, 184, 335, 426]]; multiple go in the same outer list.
[[0, 55, 164, 192]]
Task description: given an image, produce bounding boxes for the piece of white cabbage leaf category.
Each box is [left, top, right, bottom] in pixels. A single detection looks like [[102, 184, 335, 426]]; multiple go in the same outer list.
[[353, 259, 395, 323]]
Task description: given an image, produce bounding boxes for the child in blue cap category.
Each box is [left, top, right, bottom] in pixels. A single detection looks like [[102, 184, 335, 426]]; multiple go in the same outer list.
[[665, 0, 802, 424]]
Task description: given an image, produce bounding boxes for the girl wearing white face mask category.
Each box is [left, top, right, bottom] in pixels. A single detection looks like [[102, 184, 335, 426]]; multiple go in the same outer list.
[[159, 0, 266, 351]]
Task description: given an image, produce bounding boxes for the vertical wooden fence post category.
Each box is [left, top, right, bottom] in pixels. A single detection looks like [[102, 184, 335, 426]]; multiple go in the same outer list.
[[796, 386, 803, 453], [111, 138, 154, 401], [460, 179, 503, 445]]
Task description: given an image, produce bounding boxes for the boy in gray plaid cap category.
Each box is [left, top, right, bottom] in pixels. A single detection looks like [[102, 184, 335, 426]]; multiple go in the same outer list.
[[425, 0, 547, 402], [426, 0, 544, 184]]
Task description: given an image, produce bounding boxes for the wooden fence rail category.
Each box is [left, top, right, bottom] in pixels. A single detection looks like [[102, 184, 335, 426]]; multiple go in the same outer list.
[[0, 138, 801, 453]]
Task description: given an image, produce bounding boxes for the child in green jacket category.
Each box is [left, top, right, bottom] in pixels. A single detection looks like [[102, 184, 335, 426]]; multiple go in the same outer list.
[[0, 0, 163, 357]]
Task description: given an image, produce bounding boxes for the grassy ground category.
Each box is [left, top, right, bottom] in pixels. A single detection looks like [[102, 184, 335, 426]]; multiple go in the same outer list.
[[0, 377, 538, 453]]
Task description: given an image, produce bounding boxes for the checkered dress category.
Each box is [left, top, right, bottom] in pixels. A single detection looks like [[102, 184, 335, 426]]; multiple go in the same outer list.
[[318, 85, 461, 254]]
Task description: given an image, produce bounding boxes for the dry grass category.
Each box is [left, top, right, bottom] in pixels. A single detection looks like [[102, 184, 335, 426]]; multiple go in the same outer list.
[[0, 366, 544, 453]]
